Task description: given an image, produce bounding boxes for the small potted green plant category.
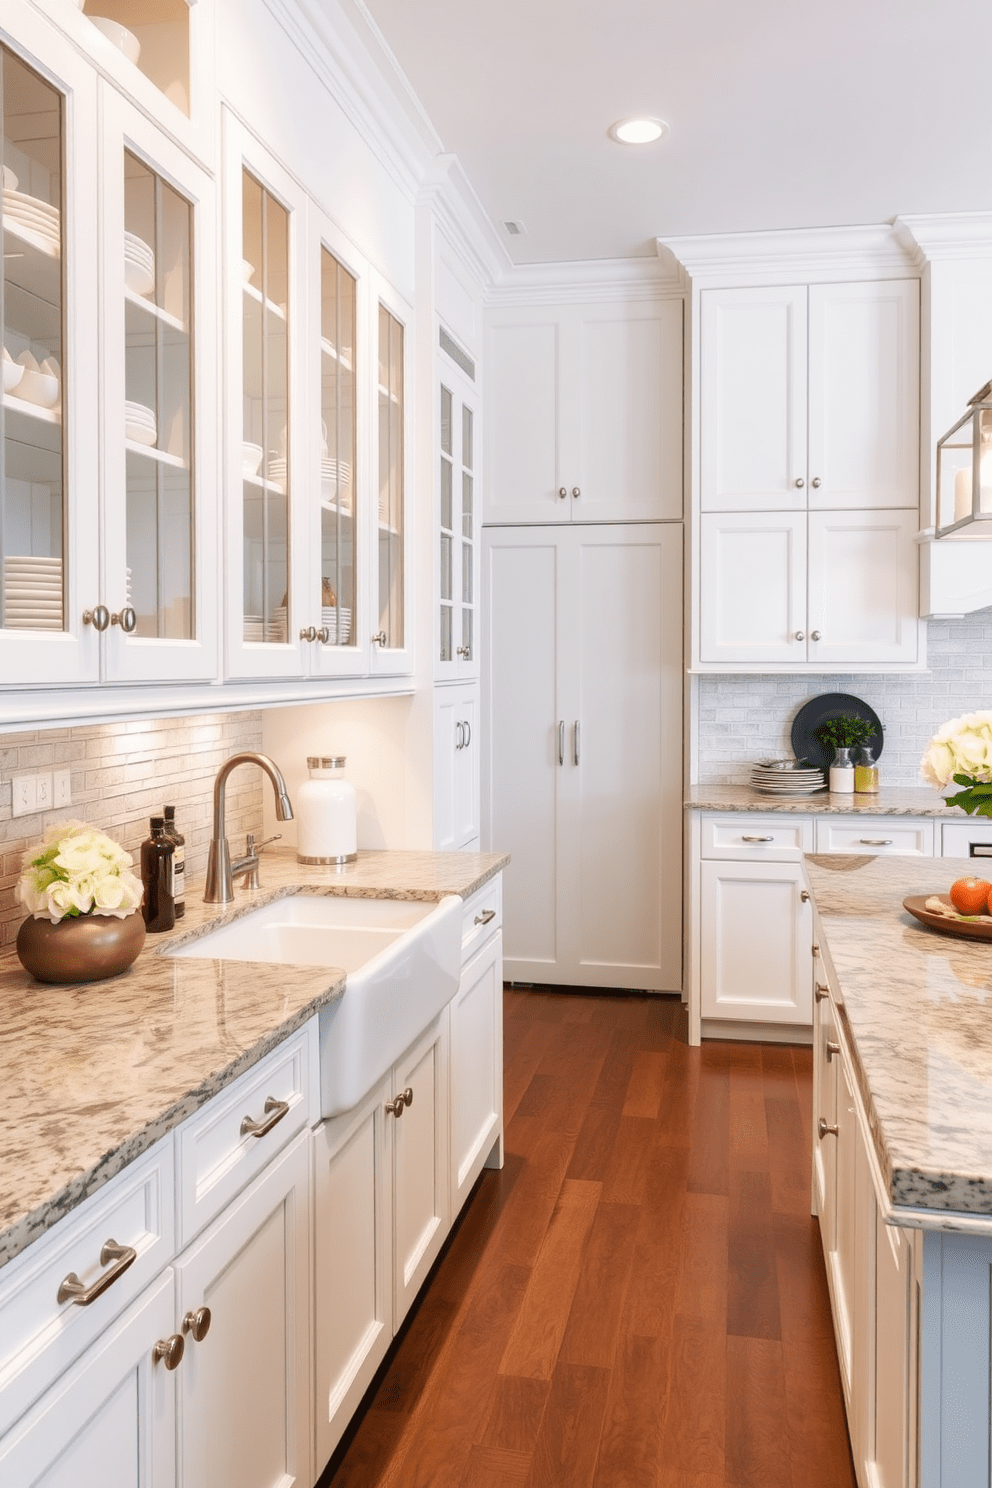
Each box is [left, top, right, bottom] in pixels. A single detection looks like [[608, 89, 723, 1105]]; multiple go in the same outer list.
[[816, 716, 875, 794]]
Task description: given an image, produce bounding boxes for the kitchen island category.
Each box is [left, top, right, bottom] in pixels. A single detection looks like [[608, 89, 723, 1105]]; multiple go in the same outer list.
[[804, 851, 992, 1488]]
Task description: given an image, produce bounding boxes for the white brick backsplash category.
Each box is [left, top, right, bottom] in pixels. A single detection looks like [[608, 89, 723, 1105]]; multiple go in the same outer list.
[[697, 610, 992, 786], [0, 711, 264, 947]]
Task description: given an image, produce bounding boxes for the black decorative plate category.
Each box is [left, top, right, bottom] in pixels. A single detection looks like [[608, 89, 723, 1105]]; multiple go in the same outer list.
[[790, 693, 883, 773]]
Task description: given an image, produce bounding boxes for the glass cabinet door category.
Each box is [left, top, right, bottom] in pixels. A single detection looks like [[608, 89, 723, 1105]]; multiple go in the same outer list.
[[375, 299, 406, 662], [437, 355, 480, 679], [1, 48, 66, 641], [241, 167, 289, 648], [318, 246, 356, 652]]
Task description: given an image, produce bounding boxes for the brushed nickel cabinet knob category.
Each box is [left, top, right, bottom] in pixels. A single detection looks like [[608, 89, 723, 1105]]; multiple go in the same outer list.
[[183, 1306, 212, 1343], [794, 477, 805, 489], [153, 1333, 185, 1371], [817, 1118, 839, 1139]]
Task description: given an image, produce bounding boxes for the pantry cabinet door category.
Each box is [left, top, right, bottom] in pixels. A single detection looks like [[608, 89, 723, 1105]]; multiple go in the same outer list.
[[807, 280, 920, 511], [700, 859, 813, 1024], [485, 313, 567, 524], [698, 511, 807, 665], [807, 508, 920, 667], [700, 285, 808, 512]]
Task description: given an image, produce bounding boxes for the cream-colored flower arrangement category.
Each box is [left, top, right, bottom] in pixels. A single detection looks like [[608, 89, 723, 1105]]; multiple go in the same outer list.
[[16, 820, 144, 923], [921, 711, 992, 817]]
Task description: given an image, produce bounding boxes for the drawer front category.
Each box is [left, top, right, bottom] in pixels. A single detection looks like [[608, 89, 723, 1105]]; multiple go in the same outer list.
[[700, 815, 813, 862], [941, 821, 992, 860], [814, 817, 934, 857], [177, 1023, 314, 1247], [0, 1136, 175, 1437], [461, 875, 503, 962]]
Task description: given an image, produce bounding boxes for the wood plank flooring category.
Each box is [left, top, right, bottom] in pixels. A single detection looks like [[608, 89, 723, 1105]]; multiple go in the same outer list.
[[318, 988, 856, 1488]]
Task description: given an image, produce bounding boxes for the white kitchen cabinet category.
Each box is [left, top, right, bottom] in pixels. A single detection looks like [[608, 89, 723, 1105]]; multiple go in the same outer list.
[[699, 858, 813, 1026], [434, 682, 479, 852], [700, 280, 919, 513], [436, 353, 480, 678], [391, 1015, 449, 1323], [940, 819, 992, 860], [176, 1130, 312, 1488], [698, 507, 921, 667], [815, 815, 934, 857], [0, 1268, 178, 1488], [484, 299, 683, 524], [483, 523, 682, 990], [450, 907, 502, 1213]]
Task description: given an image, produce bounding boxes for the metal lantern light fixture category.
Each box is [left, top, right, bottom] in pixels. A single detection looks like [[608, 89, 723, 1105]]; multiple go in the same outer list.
[[936, 379, 992, 538]]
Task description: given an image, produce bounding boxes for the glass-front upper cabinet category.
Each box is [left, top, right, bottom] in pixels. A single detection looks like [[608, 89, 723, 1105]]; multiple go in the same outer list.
[[437, 335, 480, 680], [101, 89, 218, 682], [0, 21, 100, 687], [372, 276, 412, 675]]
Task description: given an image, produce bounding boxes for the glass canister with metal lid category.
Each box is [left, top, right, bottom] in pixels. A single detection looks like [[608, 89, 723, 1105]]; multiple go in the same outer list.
[[296, 756, 357, 864]]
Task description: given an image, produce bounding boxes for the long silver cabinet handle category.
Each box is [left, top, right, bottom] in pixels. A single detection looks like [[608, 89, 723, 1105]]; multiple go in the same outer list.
[[57, 1238, 137, 1306], [455, 721, 465, 750], [463, 720, 472, 748], [860, 838, 893, 847], [474, 909, 496, 926], [558, 720, 564, 766], [742, 835, 774, 843], [240, 1095, 290, 1139], [573, 720, 580, 766]]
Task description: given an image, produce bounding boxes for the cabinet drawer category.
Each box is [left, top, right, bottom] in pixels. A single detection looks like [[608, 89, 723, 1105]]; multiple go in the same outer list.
[[0, 1136, 175, 1437], [941, 821, 992, 860], [700, 815, 813, 861], [177, 1023, 315, 1246], [814, 817, 933, 856], [460, 875, 503, 961]]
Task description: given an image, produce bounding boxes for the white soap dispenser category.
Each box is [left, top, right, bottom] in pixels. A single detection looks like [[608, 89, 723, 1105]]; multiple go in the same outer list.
[[296, 756, 357, 864]]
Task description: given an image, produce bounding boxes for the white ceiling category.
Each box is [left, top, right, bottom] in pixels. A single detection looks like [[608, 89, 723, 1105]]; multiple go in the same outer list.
[[356, 0, 992, 265]]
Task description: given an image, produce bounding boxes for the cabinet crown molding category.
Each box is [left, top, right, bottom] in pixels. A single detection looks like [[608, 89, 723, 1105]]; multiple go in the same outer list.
[[417, 154, 509, 291], [657, 223, 918, 285], [894, 212, 992, 264], [485, 254, 684, 307]]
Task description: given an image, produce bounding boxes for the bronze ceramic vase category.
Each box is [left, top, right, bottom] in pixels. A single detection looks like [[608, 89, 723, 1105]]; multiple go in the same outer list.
[[16, 911, 146, 984]]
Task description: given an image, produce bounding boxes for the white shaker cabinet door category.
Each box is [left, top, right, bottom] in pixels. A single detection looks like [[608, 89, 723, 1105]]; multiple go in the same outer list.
[[700, 285, 808, 512], [698, 511, 807, 665], [807, 279, 920, 511], [486, 317, 565, 524], [392, 1015, 449, 1327], [699, 858, 813, 1024], [807, 508, 920, 667]]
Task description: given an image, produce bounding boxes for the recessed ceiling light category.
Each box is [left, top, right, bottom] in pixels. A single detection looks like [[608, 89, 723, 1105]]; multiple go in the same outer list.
[[608, 117, 668, 146]]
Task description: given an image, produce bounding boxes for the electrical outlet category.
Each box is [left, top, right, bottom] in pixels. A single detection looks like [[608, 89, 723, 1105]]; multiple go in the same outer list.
[[53, 767, 72, 808], [12, 775, 36, 818], [35, 772, 53, 810]]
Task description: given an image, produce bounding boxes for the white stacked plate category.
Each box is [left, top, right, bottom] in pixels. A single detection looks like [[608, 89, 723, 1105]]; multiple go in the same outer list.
[[3, 188, 60, 252], [125, 399, 157, 447], [322, 605, 351, 644], [243, 613, 264, 641], [267, 607, 287, 642], [322, 458, 352, 508], [4, 555, 63, 630], [750, 759, 827, 795], [266, 457, 288, 491], [124, 231, 155, 296]]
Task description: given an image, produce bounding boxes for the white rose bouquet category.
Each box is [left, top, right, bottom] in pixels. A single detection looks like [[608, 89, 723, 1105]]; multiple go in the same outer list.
[[920, 711, 992, 817], [16, 820, 144, 924]]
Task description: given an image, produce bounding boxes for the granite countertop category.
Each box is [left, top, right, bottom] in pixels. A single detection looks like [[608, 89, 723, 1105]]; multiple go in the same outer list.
[[686, 783, 962, 817], [804, 852, 992, 1223], [0, 847, 508, 1271]]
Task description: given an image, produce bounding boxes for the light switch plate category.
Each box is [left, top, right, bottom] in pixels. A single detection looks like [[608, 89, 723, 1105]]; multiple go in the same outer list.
[[35, 772, 53, 810], [53, 767, 71, 807], [12, 775, 36, 818]]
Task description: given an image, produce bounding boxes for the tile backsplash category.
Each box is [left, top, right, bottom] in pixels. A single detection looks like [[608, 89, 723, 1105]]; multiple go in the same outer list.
[[697, 610, 992, 786], [0, 711, 264, 947]]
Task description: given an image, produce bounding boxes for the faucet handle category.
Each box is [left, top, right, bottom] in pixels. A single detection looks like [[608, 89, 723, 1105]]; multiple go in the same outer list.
[[246, 833, 281, 855]]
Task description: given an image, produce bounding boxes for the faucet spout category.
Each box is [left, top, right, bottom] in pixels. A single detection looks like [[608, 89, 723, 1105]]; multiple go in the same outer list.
[[204, 752, 295, 904]]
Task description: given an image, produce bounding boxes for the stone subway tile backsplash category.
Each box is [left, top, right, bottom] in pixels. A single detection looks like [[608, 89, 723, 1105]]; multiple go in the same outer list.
[[0, 711, 264, 947], [697, 610, 992, 786]]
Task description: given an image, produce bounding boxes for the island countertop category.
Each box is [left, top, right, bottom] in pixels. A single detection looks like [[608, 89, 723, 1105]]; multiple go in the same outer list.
[[804, 852, 992, 1223], [0, 846, 508, 1270]]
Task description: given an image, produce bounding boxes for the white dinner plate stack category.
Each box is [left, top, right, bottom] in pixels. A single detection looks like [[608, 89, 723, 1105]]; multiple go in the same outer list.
[[750, 759, 827, 795], [124, 232, 155, 296], [3, 188, 60, 254], [3, 555, 63, 630], [268, 607, 289, 642], [321, 606, 351, 644], [266, 457, 288, 492], [125, 400, 157, 447], [243, 613, 264, 642], [322, 458, 352, 508]]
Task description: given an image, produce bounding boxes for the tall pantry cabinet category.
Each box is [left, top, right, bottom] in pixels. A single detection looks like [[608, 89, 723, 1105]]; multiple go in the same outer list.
[[482, 290, 684, 991]]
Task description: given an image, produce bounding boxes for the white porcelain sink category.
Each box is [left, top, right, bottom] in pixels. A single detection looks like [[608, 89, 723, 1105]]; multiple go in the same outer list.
[[168, 892, 463, 1117]]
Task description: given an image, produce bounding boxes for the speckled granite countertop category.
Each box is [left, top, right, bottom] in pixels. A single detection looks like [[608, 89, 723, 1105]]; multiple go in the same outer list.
[[804, 853, 992, 1224], [0, 847, 508, 1270], [687, 783, 962, 817]]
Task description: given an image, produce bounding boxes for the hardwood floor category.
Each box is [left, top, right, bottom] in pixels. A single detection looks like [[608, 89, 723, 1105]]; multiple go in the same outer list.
[[318, 988, 856, 1488]]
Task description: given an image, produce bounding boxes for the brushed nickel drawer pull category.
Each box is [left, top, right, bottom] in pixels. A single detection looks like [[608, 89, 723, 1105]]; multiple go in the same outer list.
[[860, 838, 893, 847], [153, 1333, 185, 1370], [558, 720, 565, 766], [742, 835, 774, 843], [474, 909, 496, 926], [57, 1239, 137, 1307], [818, 1118, 839, 1139], [826, 1041, 840, 1063], [240, 1096, 290, 1139], [182, 1307, 212, 1343], [815, 982, 829, 1003]]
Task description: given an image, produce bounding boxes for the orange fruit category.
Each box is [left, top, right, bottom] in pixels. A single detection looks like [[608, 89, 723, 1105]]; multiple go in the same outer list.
[[950, 876, 992, 914]]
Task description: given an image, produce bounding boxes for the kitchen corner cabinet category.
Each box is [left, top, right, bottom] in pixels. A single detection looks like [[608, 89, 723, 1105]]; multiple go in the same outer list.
[[222, 112, 412, 684], [434, 681, 480, 852], [483, 523, 682, 990], [484, 298, 683, 524]]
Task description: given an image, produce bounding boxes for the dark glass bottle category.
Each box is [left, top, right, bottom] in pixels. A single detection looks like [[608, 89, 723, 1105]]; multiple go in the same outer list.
[[163, 804, 185, 918], [141, 816, 175, 933]]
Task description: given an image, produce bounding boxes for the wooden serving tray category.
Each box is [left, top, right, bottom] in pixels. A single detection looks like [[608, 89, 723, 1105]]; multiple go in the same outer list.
[[903, 895, 992, 942]]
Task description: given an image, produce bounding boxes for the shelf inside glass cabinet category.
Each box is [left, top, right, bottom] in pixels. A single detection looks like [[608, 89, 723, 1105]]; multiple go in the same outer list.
[[81, 1, 191, 117]]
